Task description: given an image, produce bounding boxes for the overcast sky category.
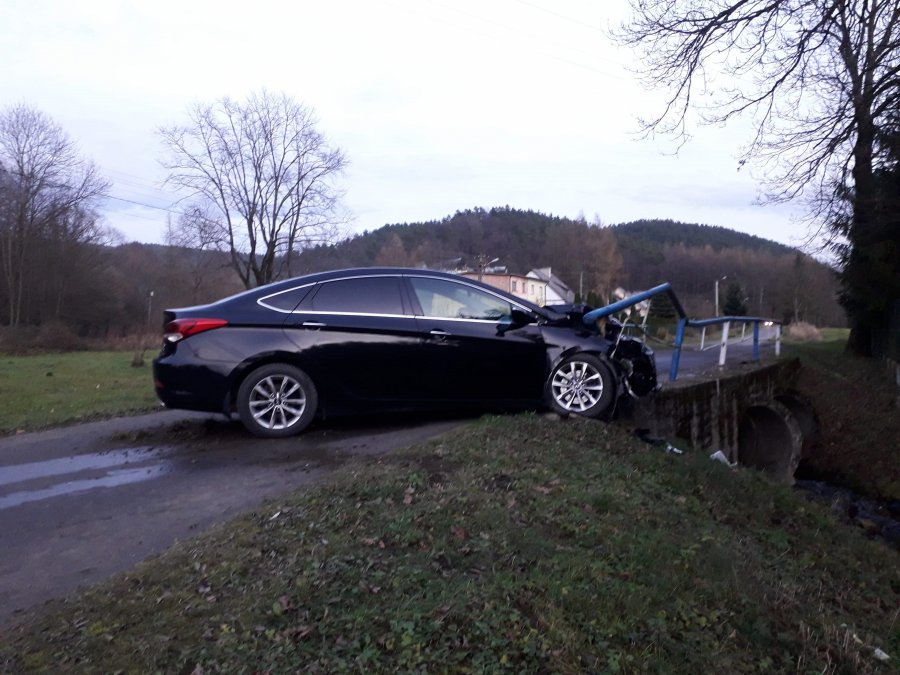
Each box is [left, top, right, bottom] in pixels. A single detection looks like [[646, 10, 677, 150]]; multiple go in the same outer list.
[[1, 0, 811, 248]]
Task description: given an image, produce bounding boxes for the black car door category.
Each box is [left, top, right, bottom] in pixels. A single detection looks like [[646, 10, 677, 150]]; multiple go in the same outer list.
[[405, 275, 546, 403], [281, 274, 426, 403]]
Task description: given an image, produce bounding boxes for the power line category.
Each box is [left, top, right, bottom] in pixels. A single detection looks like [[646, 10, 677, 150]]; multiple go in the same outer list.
[[105, 193, 182, 215], [377, 0, 630, 81], [0, 165, 183, 217], [511, 0, 607, 34]]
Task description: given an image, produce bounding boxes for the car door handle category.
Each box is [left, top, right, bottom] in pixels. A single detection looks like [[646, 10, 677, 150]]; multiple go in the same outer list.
[[429, 329, 451, 338], [302, 321, 326, 328]]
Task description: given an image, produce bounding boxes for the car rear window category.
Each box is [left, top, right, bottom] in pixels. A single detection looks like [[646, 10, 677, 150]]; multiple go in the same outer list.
[[307, 276, 405, 315]]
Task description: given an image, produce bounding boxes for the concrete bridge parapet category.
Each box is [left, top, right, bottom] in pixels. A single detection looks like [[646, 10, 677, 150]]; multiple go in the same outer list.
[[629, 358, 814, 482]]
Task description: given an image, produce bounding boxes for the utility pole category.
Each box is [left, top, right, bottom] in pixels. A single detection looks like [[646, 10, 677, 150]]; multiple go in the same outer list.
[[475, 254, 499, 281], [714, 275, 727, 316]]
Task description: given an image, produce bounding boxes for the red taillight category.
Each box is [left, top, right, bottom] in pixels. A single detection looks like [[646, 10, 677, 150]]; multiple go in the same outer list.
[[163, 318, 229, 342]]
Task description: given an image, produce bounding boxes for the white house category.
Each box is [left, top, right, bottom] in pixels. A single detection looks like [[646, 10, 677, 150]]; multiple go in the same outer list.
[[527, 268, 575, 305], [462, 272, 548, 306]]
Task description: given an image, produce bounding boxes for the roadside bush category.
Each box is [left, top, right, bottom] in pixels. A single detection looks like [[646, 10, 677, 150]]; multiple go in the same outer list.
[[84, 331, 160, 352], [0, 324, 162, 355], [0, 322, 90, 354], [788, 321, 823, 342], [0, 325, 39, 354], [33, 321, 86, 352]]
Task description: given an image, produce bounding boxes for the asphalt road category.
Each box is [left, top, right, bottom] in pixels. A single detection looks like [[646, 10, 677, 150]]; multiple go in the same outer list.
[[0, 410, 468, 628], [653, 332, 781, 382]]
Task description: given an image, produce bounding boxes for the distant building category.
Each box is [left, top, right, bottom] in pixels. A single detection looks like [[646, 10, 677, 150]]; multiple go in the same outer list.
[[527, 267, 575, 305], [463, 272, 548, 306]]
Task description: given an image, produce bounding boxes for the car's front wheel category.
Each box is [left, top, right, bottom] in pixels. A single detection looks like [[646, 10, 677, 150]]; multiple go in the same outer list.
[[547, 354, 616, 418], [237, 364, 317, 438]]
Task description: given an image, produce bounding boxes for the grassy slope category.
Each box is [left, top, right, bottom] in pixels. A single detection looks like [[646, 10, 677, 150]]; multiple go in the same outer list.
[[2, 415, 897, 674], [784, 333, 900, 500], [0, 351, 159, 434]]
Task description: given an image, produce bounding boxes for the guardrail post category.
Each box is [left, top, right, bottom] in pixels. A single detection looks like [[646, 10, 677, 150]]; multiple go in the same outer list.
[[639, 300, 650, 343], [699, 326, 706, 351], [775, 324, 782, 356], [752, 321, 760, 361], [718, 321, 730, 367], [669, 317, 687, 381]]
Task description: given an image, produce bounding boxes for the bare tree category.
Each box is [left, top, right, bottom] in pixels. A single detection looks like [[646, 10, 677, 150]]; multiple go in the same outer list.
[[542, 218, 623, 303], [615, 0, 900, 348], [0, 104, 110, 326], [374, 233, 412, 267], [164, 204, 229, 303], [159, 91, 348, 289]]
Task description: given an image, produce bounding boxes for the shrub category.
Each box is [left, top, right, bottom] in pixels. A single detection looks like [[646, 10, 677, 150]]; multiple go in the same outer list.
[[0, 322, 88, 354], [0, 325, 40, 354], [788, 321, 823, 342], [34, 321, 86, 351]]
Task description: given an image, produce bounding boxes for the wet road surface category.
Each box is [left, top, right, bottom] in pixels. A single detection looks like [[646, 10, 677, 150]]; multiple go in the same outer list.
[[654, 333, 781, 382], [0, 410, 468, 627]]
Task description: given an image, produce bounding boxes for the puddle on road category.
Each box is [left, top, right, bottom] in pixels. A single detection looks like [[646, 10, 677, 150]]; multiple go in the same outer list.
[[0, 446, 175, 510], [0, 446, 172, 487], [0, 465, 171, 509]]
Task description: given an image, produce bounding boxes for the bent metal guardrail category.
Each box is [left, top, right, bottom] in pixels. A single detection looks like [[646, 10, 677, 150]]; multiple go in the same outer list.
[[581, 283, 782, 382]]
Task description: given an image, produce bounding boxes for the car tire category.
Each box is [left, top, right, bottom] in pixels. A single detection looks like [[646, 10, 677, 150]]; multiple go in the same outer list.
[[237, 363, 317, 438], [547, 354, 616, 418]]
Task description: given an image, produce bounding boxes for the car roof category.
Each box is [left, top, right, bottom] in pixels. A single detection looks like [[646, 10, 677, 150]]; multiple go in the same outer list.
[[169, 267, 556, 318], [254, 267, 549, 312]]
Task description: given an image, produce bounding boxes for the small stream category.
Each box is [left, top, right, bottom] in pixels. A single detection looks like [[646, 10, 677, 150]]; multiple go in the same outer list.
[[793, 476, 900, 549], [635, 427, 900, 549]]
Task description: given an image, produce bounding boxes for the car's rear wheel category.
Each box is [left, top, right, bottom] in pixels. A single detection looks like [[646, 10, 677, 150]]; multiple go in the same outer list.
[[547, 354, 616, 418], [237, 364, 317, 438]]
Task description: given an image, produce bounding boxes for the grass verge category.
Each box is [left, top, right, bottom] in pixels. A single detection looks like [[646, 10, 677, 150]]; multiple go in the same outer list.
[[783, 333, 900, 500], [0, 351, 159, 434], [2, 415, 897, 673]]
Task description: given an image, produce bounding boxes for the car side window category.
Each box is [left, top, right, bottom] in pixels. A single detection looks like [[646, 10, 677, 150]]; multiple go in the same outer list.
[[306, 277, 405, 315], [258, 286, 313, 312], [409, 277, 512, 321]]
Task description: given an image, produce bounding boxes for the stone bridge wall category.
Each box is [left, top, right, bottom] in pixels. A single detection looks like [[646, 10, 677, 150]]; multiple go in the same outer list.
[[629, 358, 804, 470]]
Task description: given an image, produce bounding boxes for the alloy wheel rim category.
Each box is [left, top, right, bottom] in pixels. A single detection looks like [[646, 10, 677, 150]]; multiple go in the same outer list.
[[248, 375, 307, 430], [551, 361, 603, 412]]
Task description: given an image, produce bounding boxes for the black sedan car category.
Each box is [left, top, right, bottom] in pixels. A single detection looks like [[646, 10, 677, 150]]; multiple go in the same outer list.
[[153, 268, 657, 437]]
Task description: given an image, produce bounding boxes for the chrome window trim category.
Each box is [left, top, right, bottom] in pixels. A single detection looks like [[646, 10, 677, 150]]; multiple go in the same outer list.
[[257, 282, 317, 313], [416, 315, 506, 324], [287, 310, 414, 320], [283, 309, 502, 324], [258, 274, 405, 314], [257, 272, 535, 319], [322, 273, 404, 283]]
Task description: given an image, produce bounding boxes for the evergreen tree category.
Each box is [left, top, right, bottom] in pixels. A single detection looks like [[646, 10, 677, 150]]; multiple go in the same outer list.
[[722, 282, 749, 316], [833, 122, 900, 355]]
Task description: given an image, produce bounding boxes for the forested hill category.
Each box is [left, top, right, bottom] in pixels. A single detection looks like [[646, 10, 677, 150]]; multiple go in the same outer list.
[[295, 208, 797, 274], [294, 207, 585, 276], [612, 219, 796, 256], [42, 207, 841, 342], [292, 207, 842, 325]]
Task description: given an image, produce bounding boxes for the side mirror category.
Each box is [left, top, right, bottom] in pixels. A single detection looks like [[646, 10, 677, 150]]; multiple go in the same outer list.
[[498, 308, 536, 335], [510, 308, 536, 325]]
